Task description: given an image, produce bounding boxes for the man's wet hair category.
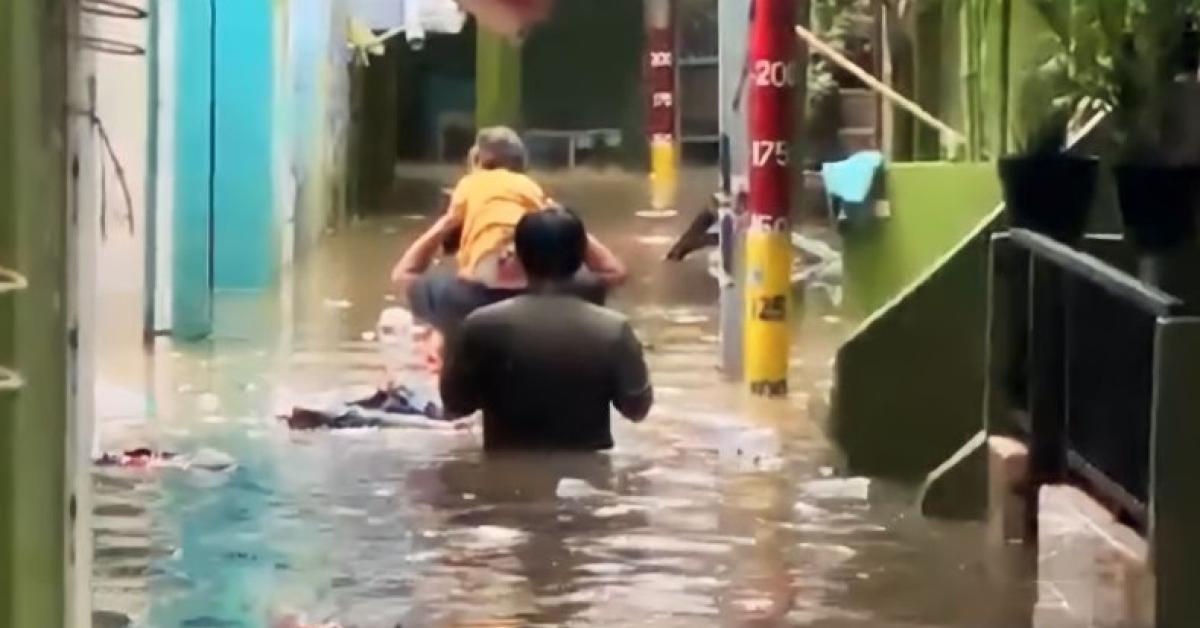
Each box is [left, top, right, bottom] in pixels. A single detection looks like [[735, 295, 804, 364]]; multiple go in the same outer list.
[[515, 207, 587, 281], [474, 126, 528, 172]]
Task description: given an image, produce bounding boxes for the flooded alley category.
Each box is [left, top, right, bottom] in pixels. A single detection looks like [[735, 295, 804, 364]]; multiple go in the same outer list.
[[3, 1, 1192, 627], [91, 172, 1038, 628]]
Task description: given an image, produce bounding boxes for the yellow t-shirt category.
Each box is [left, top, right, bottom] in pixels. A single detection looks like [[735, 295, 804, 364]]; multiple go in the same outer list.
[[448, 168, 548, 282]]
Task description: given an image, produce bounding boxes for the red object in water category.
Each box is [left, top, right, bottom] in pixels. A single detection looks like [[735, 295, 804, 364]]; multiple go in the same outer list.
[[458, 0, 555, 39], [747, 0, 796, 225]]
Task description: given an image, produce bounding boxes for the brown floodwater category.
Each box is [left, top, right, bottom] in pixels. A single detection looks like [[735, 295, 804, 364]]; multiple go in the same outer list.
[[91, 169, 1041, 628]]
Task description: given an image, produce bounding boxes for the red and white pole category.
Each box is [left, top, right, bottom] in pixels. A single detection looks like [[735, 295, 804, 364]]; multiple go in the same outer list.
[[646, 0, 678, 211], [744, 0, 795, 395]]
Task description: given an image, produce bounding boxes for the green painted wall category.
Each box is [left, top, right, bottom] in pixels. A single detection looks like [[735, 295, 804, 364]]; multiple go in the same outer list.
[[833, 212, 999, 478], [897, 0, 1011, 160], [476, 29, 522, 128], [827, 0, 1075, 482], [0, 0, 69, 626], [832, 163, 1002, 479], [843, 161, 1002, 319]]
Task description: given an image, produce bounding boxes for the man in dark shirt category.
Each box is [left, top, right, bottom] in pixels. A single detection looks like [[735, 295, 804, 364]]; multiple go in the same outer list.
[[440, 208, 653, 450]]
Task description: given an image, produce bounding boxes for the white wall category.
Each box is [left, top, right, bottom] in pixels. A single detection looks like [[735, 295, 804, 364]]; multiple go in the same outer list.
[[85, 3, 150, 393]]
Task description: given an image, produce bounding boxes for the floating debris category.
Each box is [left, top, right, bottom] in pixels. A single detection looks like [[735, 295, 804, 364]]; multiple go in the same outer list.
[[323, 298, 353, 309], [666, 313, 708, 326], [574, 562, 633, 575], [801, 477, 870, 501], [635, 209, 678, 219], [792, 501, 830, 518], [636, 235, 676, 246], [197, 392, 221, 413], [795, 541, 858, 567], [361, 331, 377, 342], [556, 478, 608, 499], [592, 504, 645, 518], [455, 525, 527, 550], [190, 448, 237, 472]]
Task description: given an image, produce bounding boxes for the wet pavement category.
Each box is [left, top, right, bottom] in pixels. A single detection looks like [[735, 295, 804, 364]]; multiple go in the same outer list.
[[92, 170, 1040, 627]]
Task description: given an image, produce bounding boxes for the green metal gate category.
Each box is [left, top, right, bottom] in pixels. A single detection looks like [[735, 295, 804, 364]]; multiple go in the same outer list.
[[0, 0, 71, 626]]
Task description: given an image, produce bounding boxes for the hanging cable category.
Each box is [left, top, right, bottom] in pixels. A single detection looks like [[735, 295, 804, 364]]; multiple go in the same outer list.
[[69, 104, 136, 238], [0, 267, 29, 295], [0, 265, 27, 393], [80, 0, 148, 19], [0, 367, 24, 393], [77, 0, 148, 57]]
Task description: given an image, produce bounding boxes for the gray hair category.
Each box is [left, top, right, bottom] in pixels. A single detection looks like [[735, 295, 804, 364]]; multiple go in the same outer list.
[[474, 126, 528, 172]]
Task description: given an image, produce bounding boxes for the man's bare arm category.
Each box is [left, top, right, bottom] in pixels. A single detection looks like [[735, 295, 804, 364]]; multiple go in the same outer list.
[[391, 214, 460, 288], [584, 234, 628, 287]]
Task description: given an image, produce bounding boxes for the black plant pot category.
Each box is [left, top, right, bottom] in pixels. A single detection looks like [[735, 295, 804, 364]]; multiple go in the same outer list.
[[999, 154, 1099, 243], [1114, 164, 1200, 253]]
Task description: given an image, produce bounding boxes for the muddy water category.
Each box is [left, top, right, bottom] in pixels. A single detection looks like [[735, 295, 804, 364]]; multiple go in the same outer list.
[[92, 170, 1039, 628]]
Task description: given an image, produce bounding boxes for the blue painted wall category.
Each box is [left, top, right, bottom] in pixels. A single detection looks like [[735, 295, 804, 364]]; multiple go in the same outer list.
[[213, 0, 276, 290], [172, 0, 278, 339], [172, 0, 215, 339]]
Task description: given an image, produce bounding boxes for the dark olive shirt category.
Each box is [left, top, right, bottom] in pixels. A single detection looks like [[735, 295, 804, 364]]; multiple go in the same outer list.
[[440, 293, 653, 450]]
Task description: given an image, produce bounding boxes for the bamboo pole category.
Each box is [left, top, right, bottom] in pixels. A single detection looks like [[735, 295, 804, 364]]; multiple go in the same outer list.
[[794, 23, 967, 146]]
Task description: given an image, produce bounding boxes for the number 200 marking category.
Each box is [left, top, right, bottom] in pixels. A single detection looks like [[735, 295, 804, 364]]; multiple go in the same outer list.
[[754, 60, 796, 88]]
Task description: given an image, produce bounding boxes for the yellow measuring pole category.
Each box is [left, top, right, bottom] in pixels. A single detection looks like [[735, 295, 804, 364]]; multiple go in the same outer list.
[[744, 223, 792, 396], [649, 138, 678, 210]]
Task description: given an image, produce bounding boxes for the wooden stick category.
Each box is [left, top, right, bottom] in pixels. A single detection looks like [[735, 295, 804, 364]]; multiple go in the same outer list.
[[795, 24, 967, 146]]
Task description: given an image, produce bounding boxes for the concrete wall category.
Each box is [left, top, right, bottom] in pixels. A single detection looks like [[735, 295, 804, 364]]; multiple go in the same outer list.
[[287, 0, 351, 253]]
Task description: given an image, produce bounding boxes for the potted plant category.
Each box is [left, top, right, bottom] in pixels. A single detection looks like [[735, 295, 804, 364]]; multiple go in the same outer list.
[[1034, 0, 1200, 253], [999, 2, 1105, 243]]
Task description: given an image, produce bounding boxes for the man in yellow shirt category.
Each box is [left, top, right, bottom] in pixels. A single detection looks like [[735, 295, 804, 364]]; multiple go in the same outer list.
[[447, 128, 547, 288], [393, 127, 626, 356]]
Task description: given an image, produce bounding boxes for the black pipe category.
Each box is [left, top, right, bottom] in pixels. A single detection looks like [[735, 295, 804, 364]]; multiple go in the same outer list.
[[208, 0, 217, 323]]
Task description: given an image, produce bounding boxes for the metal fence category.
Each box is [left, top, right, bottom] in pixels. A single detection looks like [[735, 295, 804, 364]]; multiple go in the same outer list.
[[988, 229, 1183, 532], [989, 227, 1200, 623]]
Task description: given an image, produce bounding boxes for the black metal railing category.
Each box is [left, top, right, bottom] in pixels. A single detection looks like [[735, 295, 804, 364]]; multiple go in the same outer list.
[[989, 228, 1184, 532]]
